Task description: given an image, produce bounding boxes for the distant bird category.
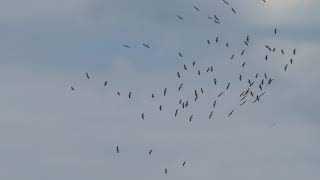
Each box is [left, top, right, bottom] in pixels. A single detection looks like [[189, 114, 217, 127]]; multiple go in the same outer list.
[[290, 58, 293, 64], [70, 86, 75, 91], [148, 149, 152, 155], [255, 73, 259, 78], [177, 72, 181, 78], [267, 78, 274, 85], [159, 105, 162, 111], [122, 44, 131, 48], [231, 54, 235, 60], [274, 28, 277, 34], [142, 43, 150, 48], [265, 45, 271, 51], [192, 61, 196, 66], [293, 48, 296, 55], [104, 80, 108, 86], [189, 115, 193, 122], [216, 36, 219, 43], [241, 49, 245, 56], [176, 15, 184, 20], [281, 49, 285, 55], [284, 64, 288, 71], [231, 8, 237, 14], [241, 62, 246, 68], [141, 113, 145, 120], [117, 92, 120, 96], [273, 48, 276, 52], [214, 20, 220, 24], [85, 73, 90, 79], [226, 82, 231, 90], [184, 64, 187, 71], [214, 15, 220, 21], [262, 0, 266, 3], [207, 40, 211, 45], [152, 93, 155, 98], [179, 52, 183, 58], [218, 91, 224, 98], [265, 55, 268, 61], [175, 109, 178, 117], [239, 74, 242, 81], [164, 88, 167, 96], [228, 109, 235, 117], [214, 78, 218, 85], [226, 42, 229, 47], [222, 0, 230, 6], [116, 146, 120, 154], [197, 70, 201, 75], [165, 168, 168, 174], [246, 35, 250, 43], [244, 40, 248, 46], [128, 92, 132, 99], [182, 161, 186, 167], [209, 111, 213, 119], [201, 88, 204, 94], [264, 73, 268, 79], [240, 100, 247, 106], [178, 83, 183, 91], [193, 5, 200, 11], [213, 100, 217, 108]]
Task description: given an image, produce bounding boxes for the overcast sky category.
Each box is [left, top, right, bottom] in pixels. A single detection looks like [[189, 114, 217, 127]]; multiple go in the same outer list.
[[0, 0, 319, 180]]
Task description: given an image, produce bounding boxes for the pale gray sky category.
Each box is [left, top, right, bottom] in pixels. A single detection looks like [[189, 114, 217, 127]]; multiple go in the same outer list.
[[0, 0, 319, 180]]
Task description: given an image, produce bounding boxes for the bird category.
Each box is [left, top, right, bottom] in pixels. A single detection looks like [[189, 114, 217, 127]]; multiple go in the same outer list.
[[177, 72, 181, 78], [284, 64, 288, 71], [192, 61, 196, 66], [222, 0, 230, 6], [85, 73, 90, 79], [193, 5, 200, 11], [182, 161, 186, 167], [241, 49, 245, 56], [226, 82, 231, 90], [265, 45, 271, 51], [239, 74, 242, 81], [142, 43, 150, 48], [214, 15, 220, 21], [104, 80, 108, 86], [216, 36, 219, 43], [201, 88, 204, 94], [152, 93, 155, 98], [159, 105, 162, 111], [226, 42, 229, 47], [197, 70, 201, 75], [213, 100, 217, 108], [141, 113, 145, 120], [214, 78, 218, 85], [175, 109, 178, 117], [209, 111, 214, 119], [241, 62, 246, 68], [281, 49, 285, 55], [290, 58, 293, 64], [183, 64, 187, 71], [70, 86, 75, 91], [218, 91, 224, 98], [244, 40, 248, 46], [128, 92, 132, 99], [231, 54, 235, 60], [116, 146, 120, 154], [164, 88, 167, 96], [207, 40, 211, 45], [265, 55, 268, 61], [179, 52, 183, 58], [231, 7, 237, 14], [165, 168, 168, 174], [293, 48, 296, 55], [240, 100, 247, 106], [228, 109, 235, 117], [176, 15, 183, 20], [122, 44, 131, 48], [274, 28, 277, 34], [189, 115, 193, 122], [117, 92, 121, 96], [178, 83, 183, 91], [148, 149, 152, 155]]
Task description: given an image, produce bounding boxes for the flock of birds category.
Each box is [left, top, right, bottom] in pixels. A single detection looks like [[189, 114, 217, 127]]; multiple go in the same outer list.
[[69, 0, 298, 176]]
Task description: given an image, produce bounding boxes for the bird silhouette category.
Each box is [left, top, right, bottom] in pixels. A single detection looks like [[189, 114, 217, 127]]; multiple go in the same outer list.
[[85, 73, 90, 79]]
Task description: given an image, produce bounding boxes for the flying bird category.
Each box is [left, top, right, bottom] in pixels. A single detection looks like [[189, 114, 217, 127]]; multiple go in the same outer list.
[[85, 73, 90, 79], [70, 86, 75, 91], [164, 88, 167, 96], [104, 80, 108, 86], [148, 149, 152, 155], [222, 0, 230, 6], [228, 109, 235, 117], [231, 8, 237, 14], [284, 64, 288, 71], [128, 92, 132, 99], [176, 15, 184, 20], [193, 5, 200, 11], [182, 161, 186, 167], [142, 43, 150, 48], [141, 113, 145, 120], [116, 146, 120, 154], [122, 44, 131, 48]]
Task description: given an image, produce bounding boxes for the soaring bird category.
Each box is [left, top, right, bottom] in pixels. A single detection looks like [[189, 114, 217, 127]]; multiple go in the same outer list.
[[226, 42, 229, 47], [182, 161, 186, 167], [207, 40, 211, 45], [244, 40, 248, 46], [128, 92, 132, 99], [267, 78, 274, 85], [216, 36, 219, 43], [184, 64, 187, 71], [264, 73, 268, 79], [178, 83, 183, 91], [116, 146, 120, 154], [164, 88, 167, 96], [70, 86, 75, 91], [241, 49, 245, 56], [265, 45, 272, 51], [193, 5, 200, 11], [281, 49, 285, 55], [213, 100, 217, 108], [122, 44, 131, 48], [85, 72, 90, 79], [159, 105, 162, 111], [197, 70, 201, 76], [246, 35, 250, 43], [240, 100, 247, 106], [175, 109, 178, 117], [201, 88, 204, 94], [214, 78, 218, 85], [284, 64, 288, 71], [165, 168, 168, 174], [152, 93, 155, 98], [293, 48, 296, 55], [179, 52, 183, 58], [231, 8, 237, 14], [117, 92, 121, 96], [141, 113, 145, 120], [231, 54, 235, 60], [239, 74, 242, 81], [226, 82, 231, 90], [104, 80, 108, 87], [241, 62, 246, 68], [218, 91, 224, 98], [176, 15, 184, 20], [148, 149, 152, 155], [214, 15, 220, 21], [290, 58, 293, 64], [273, 48, 276, 52], [228, 109, 235, 117], [222, 0, 230, 6], [214, 20, 220, 24], [255, 73, 259, 78], [142, 43, 150, 48], [209, 111, 213, 119], [265, 55, 268, 61], [192, 61, 196, 66], [189, 115, 193, 122], [177, 72, 181, 78], [274, 28, 277, 34]]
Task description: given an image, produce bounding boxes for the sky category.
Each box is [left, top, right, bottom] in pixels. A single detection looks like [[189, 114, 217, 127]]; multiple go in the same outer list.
[[0, 0, 319, 179]]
